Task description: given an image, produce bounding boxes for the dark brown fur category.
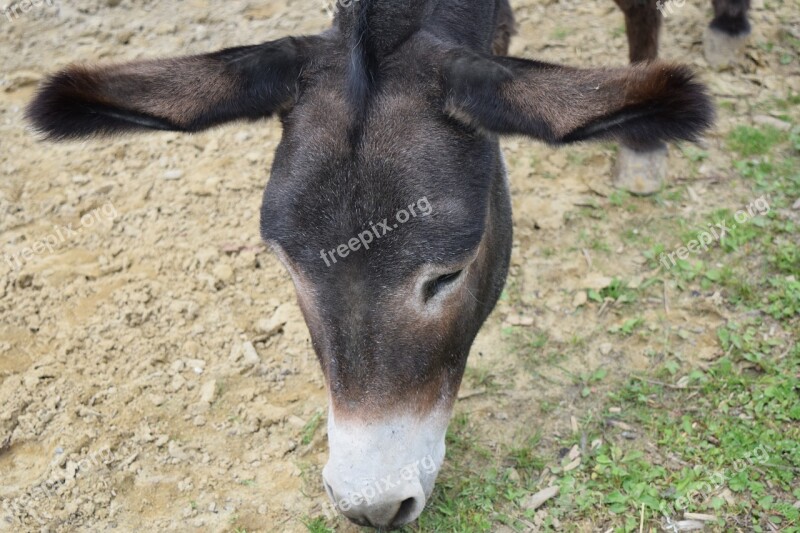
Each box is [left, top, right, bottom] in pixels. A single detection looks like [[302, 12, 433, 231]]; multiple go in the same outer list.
[[443, 54, 711, 150], [26, 37, 317, 138], [614, 0, 662, 62]]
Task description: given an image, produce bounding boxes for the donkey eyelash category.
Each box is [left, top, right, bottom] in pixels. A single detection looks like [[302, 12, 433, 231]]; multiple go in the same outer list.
[[423, 269, 464, 301]]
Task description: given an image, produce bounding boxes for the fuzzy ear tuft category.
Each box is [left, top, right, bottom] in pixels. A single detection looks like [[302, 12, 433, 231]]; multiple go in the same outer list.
[[565, 62, 715, 149], [26, 36, 319, 141], [443, 53, 714, 150], [26, 66, 178, 140]]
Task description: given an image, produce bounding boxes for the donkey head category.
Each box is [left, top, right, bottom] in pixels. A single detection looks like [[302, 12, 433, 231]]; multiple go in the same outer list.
[[27, 1, 712, 528]]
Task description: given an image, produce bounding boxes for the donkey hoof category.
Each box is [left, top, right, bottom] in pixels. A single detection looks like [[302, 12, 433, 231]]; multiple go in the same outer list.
[[612, 145, 668, 196], [704, 26, 748, 70]]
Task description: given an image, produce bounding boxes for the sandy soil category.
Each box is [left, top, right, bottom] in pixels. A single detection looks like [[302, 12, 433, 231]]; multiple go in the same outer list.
[[1, 0, 798, 531]]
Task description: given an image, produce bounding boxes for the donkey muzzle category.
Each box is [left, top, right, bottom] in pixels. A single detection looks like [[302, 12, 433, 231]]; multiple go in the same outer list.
[[321, 408, 448, 528]]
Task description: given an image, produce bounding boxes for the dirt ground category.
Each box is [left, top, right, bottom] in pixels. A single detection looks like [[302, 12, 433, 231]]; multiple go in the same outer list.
[[1, 0, 797, 532]]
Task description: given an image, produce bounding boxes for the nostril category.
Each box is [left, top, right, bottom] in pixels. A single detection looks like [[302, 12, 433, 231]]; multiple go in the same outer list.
[[324, 469, 427, 527], [392, 497, 420, 527], [322, 479, 335, 502]]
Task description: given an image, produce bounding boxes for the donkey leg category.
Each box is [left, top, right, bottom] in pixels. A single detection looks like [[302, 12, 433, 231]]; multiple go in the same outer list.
[[492, 0, 517, 56], [704, 0, 751, 69], [613, 0, 668, 195], [614, 0, 662, 63]]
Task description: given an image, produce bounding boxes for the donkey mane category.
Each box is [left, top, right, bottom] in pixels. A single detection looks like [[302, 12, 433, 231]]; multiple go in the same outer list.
[[342, 0, 374, 124], [335, 0, 430, 129]]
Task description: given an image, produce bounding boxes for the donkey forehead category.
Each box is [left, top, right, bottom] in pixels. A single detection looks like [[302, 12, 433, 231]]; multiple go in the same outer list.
[[260, 86, 497, 278]]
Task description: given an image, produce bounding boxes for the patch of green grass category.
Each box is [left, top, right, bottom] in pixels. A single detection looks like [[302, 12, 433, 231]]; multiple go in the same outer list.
[[644, 242, 668, 269], [770, 242, 800, 275], [662, 186, 686, 203], [622, 224, 655, 246], [723, 273, 760, 307], [763, 275, 800, 319], [746, 156, 800, 207], [578, 367, 608, 398], [680, 144, 709, 163], [672, 258, 707, 283], [303, 517, 335, 533], [587, 277, 638, 304], [773, 92, 800, 111], [568, 334, 588, 349], [539, 401, 557, 415], [608, 317, 644, 336], [574, 206, 604, 221], [721, 217, 764, 254], [502, 327, 548, 353], [758, 40, 775, 54], [577, 229, 612, 252], [609, 189, 630, 207], [529, 332, 548, 350], [409, 413, 534, 532], [727, 125, 786, 157], [557, 324, 799, 529], [464, 366, 500, 392], [411, 323, 796, 529], [505, 326, 584, 376], [301, 411, 324, 446], [507, 434, 545, 476]]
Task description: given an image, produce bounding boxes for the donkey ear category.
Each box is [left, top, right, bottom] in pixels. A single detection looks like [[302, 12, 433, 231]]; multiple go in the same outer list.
[[442, 53, 714, 150], [26, 36, 320, 140]]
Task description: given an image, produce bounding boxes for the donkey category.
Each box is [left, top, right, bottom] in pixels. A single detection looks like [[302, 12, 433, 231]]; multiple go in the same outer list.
[[26, 0, 713, 528], [612, 0, 751, 193]]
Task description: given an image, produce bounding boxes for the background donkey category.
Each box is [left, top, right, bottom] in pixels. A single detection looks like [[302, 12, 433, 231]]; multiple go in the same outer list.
[[26, 0, 713, 528], [611, 0, 751, 193]]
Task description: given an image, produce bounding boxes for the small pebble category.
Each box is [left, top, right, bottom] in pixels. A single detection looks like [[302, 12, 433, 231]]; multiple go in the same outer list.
[[149, 394, 166, 407], [199, 380, 217, 404], [241, 341, 260, 366], [572, 291, 588, 308], [163, 169, 184, 180]]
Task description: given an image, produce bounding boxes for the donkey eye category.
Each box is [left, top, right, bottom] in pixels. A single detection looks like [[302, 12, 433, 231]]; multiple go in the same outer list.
[[424, 270, 463, 301]]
